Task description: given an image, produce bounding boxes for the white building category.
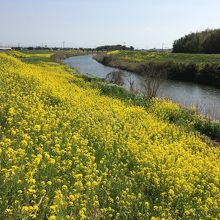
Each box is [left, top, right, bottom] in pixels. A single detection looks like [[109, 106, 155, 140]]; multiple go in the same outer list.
[[0, 47, 12, 50]]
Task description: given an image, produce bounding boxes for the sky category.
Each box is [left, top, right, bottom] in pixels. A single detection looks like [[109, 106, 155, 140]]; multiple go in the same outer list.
[[0, 0, 219, 49]]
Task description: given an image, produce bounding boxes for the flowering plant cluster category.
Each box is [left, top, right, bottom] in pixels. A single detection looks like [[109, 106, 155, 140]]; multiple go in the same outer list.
[[0, 53, 220, 219]]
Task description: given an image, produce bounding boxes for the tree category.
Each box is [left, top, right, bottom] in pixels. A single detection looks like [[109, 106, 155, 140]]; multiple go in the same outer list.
[[106, 71, 124, 85], [173, 29, 220, 54], [139, 62, 165, 98]]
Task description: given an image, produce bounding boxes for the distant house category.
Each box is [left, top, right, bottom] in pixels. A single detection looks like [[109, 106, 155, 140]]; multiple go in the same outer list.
[[0, 47, 12, 50]]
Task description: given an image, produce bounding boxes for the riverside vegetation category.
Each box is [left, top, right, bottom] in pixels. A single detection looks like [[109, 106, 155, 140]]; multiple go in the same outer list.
[[1, 50, 220, 219], [173, 29, 220, 54], [95, 50, 220, 87]]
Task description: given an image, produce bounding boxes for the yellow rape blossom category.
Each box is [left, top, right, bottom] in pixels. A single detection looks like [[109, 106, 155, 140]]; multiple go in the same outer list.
[[0, 51, 220, 219]]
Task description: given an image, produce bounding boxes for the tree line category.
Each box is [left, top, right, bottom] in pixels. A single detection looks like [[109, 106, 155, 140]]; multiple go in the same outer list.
[[173, 29, 220, 54], [95, 45, 134, 51]]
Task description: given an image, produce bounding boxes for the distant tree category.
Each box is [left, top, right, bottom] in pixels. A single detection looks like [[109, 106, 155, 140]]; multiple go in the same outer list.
[[173, 29, 220, 54], [27, 47, 34, 50], [96, 45, 134, 51]]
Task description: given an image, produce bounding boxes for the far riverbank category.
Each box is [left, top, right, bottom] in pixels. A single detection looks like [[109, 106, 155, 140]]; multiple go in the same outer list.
[[95, 51, 220, 88]]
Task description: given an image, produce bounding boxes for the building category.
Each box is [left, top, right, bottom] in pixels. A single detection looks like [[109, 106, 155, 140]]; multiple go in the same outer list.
[[0, 47, 12, 50]]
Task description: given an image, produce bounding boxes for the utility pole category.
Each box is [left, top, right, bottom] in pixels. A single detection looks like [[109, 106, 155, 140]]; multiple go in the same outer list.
[[62, 41, 65, 49], [162, 43, 165, 52]]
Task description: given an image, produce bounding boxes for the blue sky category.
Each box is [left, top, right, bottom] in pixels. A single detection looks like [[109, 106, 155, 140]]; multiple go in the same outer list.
[[0, 0, 219, 48]]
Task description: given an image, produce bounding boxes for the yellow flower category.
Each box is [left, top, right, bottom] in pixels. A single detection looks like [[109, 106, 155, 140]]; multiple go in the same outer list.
[[50, 205, 57, 213], [62, 185, 68, 191], [49, 158, 56, 164], [8, 107, 16, 115], [48, 215, 57, 220], [79, 207, 87, 220], [47, 181, 52, 186], [21, 140, 28, 147], [6, 208, 13, 215], [33, 124, 41, 132], [1, 50, 220, 220]]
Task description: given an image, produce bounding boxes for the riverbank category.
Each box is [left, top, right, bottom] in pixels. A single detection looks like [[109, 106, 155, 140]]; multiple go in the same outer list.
[[5, 49, 89, 64], [81, 74, 220, 143], [9, 50, 220, 141], [95, 50, 220, 88], [1, 51, 220, 219]]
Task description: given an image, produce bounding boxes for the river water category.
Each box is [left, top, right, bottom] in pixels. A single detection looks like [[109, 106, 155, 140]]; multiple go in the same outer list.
[[64, 54, 220, 120]]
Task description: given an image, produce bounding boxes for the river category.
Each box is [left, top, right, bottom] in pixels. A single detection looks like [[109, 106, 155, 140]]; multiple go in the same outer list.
[[64, 54, 220, 120]]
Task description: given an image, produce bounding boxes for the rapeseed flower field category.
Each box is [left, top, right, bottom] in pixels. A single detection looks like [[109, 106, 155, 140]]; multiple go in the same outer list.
[[1, 52, 220, 219]]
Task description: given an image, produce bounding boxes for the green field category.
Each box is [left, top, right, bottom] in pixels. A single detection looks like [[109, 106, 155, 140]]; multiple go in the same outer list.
[[109, 50, 220, 64]]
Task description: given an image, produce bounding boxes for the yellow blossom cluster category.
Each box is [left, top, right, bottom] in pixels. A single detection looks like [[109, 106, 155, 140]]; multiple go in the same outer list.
[[0, 52, 220, 219], [111, 51, 163, 63]]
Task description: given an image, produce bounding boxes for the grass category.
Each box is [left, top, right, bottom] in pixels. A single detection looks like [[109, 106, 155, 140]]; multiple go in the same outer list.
[[111, 50, 220, 64]]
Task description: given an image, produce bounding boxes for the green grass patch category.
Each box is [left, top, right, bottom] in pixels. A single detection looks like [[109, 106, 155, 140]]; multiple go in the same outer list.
[[114, 51, 220, 64]]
